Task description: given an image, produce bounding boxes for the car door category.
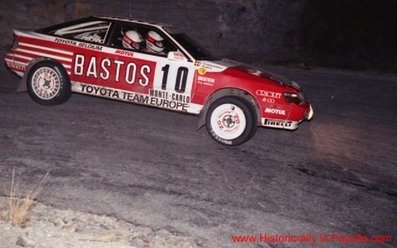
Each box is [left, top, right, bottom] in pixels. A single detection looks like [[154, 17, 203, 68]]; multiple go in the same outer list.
[[89, 22, 157, 97], [103, 22, 195, 112], [65, 19, 113, 87], [150, 52, 195, 112]]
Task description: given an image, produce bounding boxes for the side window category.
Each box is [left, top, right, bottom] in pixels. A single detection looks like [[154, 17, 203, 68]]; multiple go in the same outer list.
[[52, 20, 111, 44], [109, 24, 144, 51], [109, 23, 177, 56]]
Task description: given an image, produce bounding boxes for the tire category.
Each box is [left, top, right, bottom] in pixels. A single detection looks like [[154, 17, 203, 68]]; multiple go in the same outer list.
[[27, 61, 71, 105], [206, 97, 257, 146]]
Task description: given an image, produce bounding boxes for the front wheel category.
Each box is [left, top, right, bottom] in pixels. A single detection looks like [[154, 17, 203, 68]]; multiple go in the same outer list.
[[27, 61, 71, 105], [206, 97, 257, 146]]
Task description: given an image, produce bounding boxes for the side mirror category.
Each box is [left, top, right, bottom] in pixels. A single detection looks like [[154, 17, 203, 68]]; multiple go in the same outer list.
[[167, 51, 187, 61]]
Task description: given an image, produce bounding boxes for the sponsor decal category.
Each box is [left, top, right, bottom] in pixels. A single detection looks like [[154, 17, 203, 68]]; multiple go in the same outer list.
[[265, 108, 286, 115], [197, 75, 215, 86], [172, 52, 186, 60], [6, 61, 26, 71], [197, 67, 206, 75], [54, 37, 103, 51], [195, 61, 225, 72], [149, 89, 190, 103], [263, 119, 292, 128], [78, 84, 189, 111], [81, 84, 120, 98], [78, 42, 103, 51], [115, 49, 134, 57], [201, 61, 224, 70], [194, 61, 202, 67], [262, 98, 275, 103], [73, 54, 153, 93], [55, 37, 77, 46], [256, 90, 282, 99]]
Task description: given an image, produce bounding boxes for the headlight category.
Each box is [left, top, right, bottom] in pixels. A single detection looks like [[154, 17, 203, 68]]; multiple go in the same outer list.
[[283, 92, 305, 104]]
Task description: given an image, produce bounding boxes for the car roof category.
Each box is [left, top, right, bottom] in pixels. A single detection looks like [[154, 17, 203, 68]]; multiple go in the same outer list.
[[38, 16, 178, 34], [97, 16, 176, 31]]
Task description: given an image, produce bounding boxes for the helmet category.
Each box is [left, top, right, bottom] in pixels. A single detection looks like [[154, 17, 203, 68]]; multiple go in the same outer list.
[[122, 30, 144, 50], [145, 31, 164, 53]]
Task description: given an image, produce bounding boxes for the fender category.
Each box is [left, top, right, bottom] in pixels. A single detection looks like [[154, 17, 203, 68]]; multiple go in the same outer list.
[[196, 88, 261, 130], [17, 57, 64, 92]]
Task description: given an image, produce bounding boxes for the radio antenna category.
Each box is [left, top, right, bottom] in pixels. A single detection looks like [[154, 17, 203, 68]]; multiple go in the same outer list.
[[129, 0, 132, 19]]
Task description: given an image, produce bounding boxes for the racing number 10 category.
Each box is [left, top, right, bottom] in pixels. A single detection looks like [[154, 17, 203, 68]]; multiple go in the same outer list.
[[161, 64, 188, 93]]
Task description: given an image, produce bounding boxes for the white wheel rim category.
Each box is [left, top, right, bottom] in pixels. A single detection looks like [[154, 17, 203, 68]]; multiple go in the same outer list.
[[31, 67, 61, 100], [210, 103, 247, 140]]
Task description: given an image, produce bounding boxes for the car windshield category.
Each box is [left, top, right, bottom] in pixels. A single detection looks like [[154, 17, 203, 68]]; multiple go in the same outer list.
[[168, 31, 219, 61]]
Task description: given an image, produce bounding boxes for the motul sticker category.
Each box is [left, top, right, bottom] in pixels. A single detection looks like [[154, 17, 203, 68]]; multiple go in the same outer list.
[[265, 108, 286, 115]]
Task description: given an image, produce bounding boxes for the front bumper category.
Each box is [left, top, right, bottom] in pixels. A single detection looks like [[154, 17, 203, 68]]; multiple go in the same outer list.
[[261, 104, 313, 130], [261, 118, 299, 130]]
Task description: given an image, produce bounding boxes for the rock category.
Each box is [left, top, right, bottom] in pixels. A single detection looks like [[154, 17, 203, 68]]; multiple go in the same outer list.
[[129, 238, 144, 248], [97, 233, 117, 242], [99, 223, 110, 230], [155, 229, 172, 238], [16, 236, 35, 247]]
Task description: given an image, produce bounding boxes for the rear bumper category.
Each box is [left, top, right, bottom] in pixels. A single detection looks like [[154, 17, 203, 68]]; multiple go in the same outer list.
[[4, 52, 25, 77]]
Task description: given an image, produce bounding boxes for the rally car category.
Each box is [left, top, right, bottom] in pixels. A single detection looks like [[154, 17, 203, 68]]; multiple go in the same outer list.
[[4, 16, 313, 145]]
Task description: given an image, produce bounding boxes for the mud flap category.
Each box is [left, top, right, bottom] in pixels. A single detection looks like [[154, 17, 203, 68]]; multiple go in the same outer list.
[[196, 106, 209, 130], [16, 74, 28, 92]]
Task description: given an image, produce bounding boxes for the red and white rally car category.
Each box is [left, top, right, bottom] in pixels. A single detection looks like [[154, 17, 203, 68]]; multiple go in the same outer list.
[[4, 16, 313, 145]]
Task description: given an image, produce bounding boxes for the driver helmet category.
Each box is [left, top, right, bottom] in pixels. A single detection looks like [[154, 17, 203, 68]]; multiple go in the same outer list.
[[145, 31, 164, 53], [122, 30, 144, 50]]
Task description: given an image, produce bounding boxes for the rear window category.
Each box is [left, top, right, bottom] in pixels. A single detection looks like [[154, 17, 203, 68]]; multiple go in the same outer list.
[[39, 17, 111, 45]]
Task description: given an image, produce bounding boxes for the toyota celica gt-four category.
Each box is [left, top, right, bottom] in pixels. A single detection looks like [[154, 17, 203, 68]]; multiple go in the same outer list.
[[4, 16, 313, 145]]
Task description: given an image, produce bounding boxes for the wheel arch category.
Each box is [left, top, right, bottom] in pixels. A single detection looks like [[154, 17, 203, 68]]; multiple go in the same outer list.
[[17, 57, 68, 92], [196, 88, 261, 130]]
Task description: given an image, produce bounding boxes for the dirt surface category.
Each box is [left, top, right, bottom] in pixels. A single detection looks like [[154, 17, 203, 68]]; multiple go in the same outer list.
[[0, 64, 396, 248], [0, 197, 198, 248]]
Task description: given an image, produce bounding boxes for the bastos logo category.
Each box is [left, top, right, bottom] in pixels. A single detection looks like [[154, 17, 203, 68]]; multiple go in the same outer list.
[[73, 54, 155, 93]]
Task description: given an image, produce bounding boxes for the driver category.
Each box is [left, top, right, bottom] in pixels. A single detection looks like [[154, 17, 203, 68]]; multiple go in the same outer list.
[[145, 31, 165, 54], [122, 30, 144, 50]]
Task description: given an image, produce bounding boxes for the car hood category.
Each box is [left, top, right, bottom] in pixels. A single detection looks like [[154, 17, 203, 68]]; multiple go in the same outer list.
[[206, 59, 301, 90]]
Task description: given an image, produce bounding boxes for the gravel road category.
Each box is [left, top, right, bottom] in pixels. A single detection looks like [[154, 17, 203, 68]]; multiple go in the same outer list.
[[1, 64, 396, 248]]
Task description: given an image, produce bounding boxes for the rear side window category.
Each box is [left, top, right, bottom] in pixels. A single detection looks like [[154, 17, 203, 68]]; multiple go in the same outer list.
[[47, 20, 112, 44]]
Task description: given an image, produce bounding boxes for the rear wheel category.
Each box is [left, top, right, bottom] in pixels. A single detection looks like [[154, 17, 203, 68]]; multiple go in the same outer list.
[[27, 61, 71, 105], [206, 97, 257, 146]]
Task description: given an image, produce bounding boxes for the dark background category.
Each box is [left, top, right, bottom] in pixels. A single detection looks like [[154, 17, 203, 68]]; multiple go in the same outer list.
[[0, 0, 396, 72], [1, 1, 396, 247]]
